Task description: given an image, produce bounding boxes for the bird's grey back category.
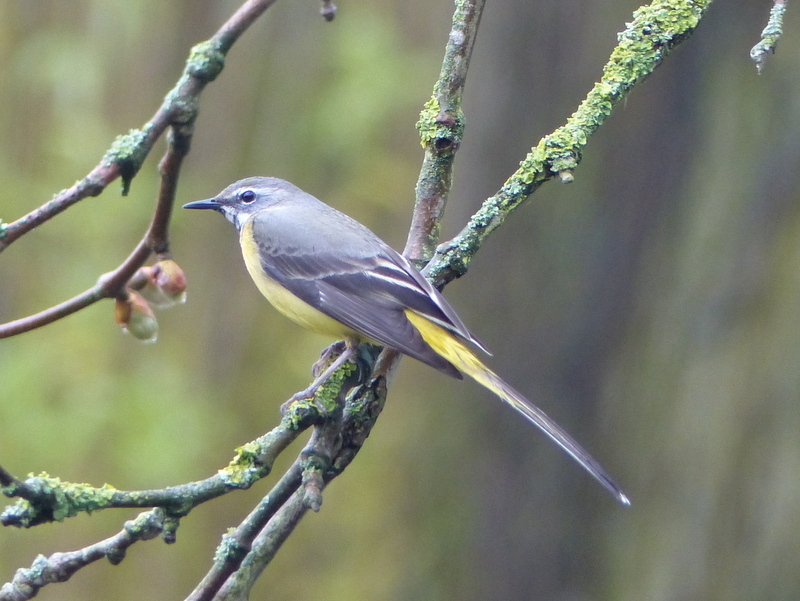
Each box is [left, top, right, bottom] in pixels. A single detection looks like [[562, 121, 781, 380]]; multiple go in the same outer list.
[[249, 187, 393, 261]]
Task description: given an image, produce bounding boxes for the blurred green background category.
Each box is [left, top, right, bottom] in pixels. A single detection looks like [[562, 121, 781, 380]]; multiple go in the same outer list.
[[2, 1, 800, 600]]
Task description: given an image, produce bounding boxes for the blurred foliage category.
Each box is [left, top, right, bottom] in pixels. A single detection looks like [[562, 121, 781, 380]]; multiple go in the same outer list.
[[2, 1, 800, 601]]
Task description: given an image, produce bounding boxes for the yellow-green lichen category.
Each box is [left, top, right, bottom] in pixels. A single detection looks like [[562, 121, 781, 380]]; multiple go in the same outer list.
[[422, 1, 712, 289], [6, 473, 119, 525], [103, 128, 151, 195], [185, 41, 225, 82], [219, 442, 265, 488], [416, 96, 442, 147], [508, 0, 708, 191], [313, 360, 358, 413], [280, 398, 321, 430]]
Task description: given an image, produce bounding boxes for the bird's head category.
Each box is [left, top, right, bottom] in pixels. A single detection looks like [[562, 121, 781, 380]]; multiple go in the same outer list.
[[183, 176, 299, 230]]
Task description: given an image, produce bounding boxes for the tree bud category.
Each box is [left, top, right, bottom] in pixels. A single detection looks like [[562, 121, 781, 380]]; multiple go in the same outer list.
[[115, 292, 158, 343], [138, 260, 187, 308]]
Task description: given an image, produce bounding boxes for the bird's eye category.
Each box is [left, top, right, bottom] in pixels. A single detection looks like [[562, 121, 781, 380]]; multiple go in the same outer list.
[[240, 190, 256, 204]]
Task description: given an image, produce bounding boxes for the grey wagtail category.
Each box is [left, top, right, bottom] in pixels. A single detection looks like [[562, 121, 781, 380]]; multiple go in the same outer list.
[[184, 176, 629, 505]]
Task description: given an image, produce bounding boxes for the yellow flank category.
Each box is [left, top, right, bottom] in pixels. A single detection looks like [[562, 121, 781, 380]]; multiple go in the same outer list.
[[240, 219, 361, 340]]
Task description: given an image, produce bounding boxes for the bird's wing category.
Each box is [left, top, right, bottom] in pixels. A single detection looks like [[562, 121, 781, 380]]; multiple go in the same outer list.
[[253, 230, 471, 378]]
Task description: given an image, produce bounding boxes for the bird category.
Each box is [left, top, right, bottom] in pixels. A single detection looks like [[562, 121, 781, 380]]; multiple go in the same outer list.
[[183, 176, 629, 505]]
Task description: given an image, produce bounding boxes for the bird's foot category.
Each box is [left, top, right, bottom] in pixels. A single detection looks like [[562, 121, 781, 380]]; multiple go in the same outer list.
[[281, 340, 358, 417], [311, 340, 347, 377]]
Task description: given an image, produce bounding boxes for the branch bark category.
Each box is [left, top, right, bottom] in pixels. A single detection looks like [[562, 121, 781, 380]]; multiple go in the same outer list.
[[425, 0, 711, 287], [750, 0, 786, 73], [0, 0, 280, 339]]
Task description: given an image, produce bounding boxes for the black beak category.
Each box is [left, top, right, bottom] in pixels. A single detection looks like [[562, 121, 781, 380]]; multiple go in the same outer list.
[[182, 198, 219, 210]]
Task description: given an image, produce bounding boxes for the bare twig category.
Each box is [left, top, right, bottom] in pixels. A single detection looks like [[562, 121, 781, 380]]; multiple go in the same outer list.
[[0, 466, 21, 490], [320, 0, 337, 21]]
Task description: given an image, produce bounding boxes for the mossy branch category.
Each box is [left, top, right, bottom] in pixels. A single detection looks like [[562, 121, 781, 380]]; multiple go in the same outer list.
[[425, 0, 712, 286], [405, 0, 486, 264], [750, 0, 786, 74], [0, 405, 316, 530]]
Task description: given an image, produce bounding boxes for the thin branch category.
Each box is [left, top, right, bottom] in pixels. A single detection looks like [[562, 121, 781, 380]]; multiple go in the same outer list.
[[186, 461, 305, 601], [186, 347, 393, 601], [0, 466, 21, 490], [0, 0, 280, 339], [320, 0, 337, 21], [0, 510, 165, 601], [405, 0, 486, 263], [211, 0, 280, 54], [0, 286, 109, 340], [213, 420, 344, 601], [750, 0, 787, 74], [0, 406, 317, 529], [217, 489, 314, 601], [425, 0, 712, 287]]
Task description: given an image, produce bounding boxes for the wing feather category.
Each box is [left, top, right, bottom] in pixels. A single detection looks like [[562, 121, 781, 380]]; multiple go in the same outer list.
[[253, 234, 480, 377]]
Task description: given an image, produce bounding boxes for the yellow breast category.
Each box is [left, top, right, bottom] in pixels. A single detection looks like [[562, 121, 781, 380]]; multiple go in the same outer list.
[[239, 219, 360, 340]]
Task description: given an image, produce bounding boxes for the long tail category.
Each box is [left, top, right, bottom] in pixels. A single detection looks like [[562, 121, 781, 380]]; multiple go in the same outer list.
[[406, 310, 630, 505]]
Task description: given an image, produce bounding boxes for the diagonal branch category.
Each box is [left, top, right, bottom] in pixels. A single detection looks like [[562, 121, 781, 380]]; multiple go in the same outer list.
[[0, 0, 281, 339], [425, 0, 712, 287], [1, 509, 165, 601], [750, 0, 787, 74]]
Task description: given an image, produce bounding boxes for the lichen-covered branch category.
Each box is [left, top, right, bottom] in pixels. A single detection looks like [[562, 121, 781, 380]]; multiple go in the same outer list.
[[425, 0, 712, 287], [750, 0, 786, 74], [405, 0, 486, 264], [0, 510, 165, 601], [186, 461, 305, 601], [212, 419, 343, 600], [0, 345, 388, 600], [0, 406, 316, 531], [187, 349, 391, 601]]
